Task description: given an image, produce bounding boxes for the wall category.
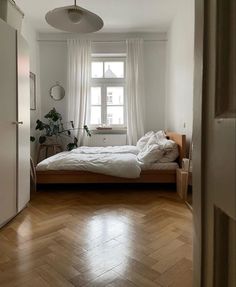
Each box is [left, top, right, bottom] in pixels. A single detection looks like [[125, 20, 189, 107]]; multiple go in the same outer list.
[[39, 40, 67, 121], [144, 40, 166, 131], [165, 0, 195, 145], [38, 32, 167, 145], [21, 17, 41, 159]]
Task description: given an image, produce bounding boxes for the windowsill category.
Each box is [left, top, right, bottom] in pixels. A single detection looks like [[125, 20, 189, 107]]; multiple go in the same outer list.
[[96, 127, 113, 130], [89, 127, 127, 135]]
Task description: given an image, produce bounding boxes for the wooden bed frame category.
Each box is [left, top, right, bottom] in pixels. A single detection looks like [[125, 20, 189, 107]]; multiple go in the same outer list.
[[36, 132, 186, 185]]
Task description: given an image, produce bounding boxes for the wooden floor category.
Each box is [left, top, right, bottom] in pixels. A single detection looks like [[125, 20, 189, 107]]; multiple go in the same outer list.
[[0, 185, 193, 287]]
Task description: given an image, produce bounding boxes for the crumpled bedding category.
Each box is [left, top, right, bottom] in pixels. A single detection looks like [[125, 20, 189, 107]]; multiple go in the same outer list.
[[72, 145, 139, 155], [36, 131, 179, 178], [36, 146, 141, 178], [137, 130, 179, 164]]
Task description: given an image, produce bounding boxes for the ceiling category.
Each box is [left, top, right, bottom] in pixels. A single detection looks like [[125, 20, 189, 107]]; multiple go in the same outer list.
[[17, 0, 179, 33]]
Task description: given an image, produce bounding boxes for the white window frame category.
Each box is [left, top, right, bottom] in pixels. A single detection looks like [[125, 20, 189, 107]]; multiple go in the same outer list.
[[89, 56, 126, 129]]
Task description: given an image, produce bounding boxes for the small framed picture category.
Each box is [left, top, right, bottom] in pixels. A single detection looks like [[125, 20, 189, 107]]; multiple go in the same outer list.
[[30, 72, 36, 110]]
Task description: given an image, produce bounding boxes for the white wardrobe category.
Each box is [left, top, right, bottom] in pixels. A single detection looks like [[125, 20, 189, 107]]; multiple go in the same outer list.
[[0, 18, 30, 227]]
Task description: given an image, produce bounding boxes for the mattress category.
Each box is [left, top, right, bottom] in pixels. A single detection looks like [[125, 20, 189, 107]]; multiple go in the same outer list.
[[139, 162, 179, 171], [36, 146, 179, 179], [36, 149, 141, 178]]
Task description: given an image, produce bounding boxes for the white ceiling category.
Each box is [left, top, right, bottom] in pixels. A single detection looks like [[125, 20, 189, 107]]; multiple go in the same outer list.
[[17, 0, 179, 33]]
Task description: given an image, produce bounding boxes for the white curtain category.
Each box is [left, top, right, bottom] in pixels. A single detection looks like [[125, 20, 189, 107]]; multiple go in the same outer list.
[[67, 39, 91, 145], [126, 38, 145, 145]]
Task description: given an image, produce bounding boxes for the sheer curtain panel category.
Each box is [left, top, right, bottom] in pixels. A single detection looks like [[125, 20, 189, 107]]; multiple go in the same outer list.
[[126, 38, 145, 145], [67, 39, 91, 145]]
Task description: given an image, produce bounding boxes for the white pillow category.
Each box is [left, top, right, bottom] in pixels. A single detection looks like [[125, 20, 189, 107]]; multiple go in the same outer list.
[[158, 140, 179, 163], [146, 134, 157, 146], [136, 131, 155, 150], [137, 144, 164, 164], [146, 130, 167, 146], [156, 130, 167, 141]]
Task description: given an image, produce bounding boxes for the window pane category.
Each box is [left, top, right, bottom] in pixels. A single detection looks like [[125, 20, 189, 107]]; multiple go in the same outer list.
[[107, 87, 124, 105], [90, 106, 101, 125], [107, 107, 124, 125], [92, 62, 103, 78], [91, 87, 101, 105], [104, 62, 124, 78]]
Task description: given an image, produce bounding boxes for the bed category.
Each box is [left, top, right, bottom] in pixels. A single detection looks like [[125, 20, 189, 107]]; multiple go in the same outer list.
[[36, 132, 186, 185]]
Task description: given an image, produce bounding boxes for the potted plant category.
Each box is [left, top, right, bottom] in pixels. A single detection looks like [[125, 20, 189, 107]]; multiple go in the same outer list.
[[30, 108, 91, 151]]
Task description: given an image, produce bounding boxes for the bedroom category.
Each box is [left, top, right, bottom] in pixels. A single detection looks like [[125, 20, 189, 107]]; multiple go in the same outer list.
[[0, 0, 235, 286]]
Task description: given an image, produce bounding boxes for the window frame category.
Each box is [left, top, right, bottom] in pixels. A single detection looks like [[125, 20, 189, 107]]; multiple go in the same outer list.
[[89, 56, 126, 129]]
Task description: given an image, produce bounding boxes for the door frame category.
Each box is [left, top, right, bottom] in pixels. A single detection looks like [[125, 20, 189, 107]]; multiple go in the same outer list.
[[194, 0, 236, 285], [193, 0, 204, 286]]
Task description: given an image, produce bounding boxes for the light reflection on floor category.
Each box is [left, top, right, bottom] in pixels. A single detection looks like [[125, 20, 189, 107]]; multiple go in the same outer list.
[[85, 213, 131, 277], [0, 189, 193, 286]]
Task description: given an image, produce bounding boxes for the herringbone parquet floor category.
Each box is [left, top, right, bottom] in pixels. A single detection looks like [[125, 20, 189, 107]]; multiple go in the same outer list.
[[0, 186, 192, 287]]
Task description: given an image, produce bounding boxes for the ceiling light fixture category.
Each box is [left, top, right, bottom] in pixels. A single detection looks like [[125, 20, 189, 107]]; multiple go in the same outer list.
[[45, 0, 103, 33]]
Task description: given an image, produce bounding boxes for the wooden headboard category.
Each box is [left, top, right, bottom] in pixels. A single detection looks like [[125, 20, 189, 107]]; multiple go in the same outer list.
[[165, 131, 186, 167]]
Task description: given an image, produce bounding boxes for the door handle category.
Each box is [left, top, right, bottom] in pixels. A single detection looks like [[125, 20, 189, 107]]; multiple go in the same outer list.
[[12, 121, 23, 125]]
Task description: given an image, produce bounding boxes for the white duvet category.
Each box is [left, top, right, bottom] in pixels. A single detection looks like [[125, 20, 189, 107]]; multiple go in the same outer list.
[[36, 131, 179, 179], [72, 145, 139, 155], [36, 146, 141, 178], [137, 130, 179, 164]]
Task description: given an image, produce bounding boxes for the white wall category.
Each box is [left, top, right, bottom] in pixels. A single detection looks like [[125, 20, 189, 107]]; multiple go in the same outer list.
[[39, 40, 67, 121], [144, 41, 166, 131], [21, 17, 41, 159], [165, 0, 194, 144], [38, 33, 167, 145]]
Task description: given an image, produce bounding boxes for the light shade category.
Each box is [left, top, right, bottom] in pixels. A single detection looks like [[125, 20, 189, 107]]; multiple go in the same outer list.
[[45, 5, 103, 33]]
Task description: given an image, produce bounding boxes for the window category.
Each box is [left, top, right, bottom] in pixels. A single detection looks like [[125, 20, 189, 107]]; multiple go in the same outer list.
[[89, 57, 126, 127]]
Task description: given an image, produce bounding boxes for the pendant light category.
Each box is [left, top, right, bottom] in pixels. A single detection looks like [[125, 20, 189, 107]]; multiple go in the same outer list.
[[45, 0, 103, 33]]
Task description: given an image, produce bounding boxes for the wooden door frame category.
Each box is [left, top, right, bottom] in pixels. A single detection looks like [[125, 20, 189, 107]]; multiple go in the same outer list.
[[194, 0, 236, 285], [193, 0, 204, 286]]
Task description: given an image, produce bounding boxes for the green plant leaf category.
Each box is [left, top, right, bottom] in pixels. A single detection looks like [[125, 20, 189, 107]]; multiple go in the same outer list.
[[44, 108, 62, 122], [53, 125, 59, 135], [67, 143, 77, 151], [35, 119, 45, 130], [70, 121, 74, 129], [84, 125, 91, 137], [30, 136, 35, 142], [39, 136, 46, 144]]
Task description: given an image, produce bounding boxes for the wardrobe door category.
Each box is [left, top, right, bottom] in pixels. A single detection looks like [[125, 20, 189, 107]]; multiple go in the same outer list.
[[17, 34, 30, 212], [0, 19, 17, 226]]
